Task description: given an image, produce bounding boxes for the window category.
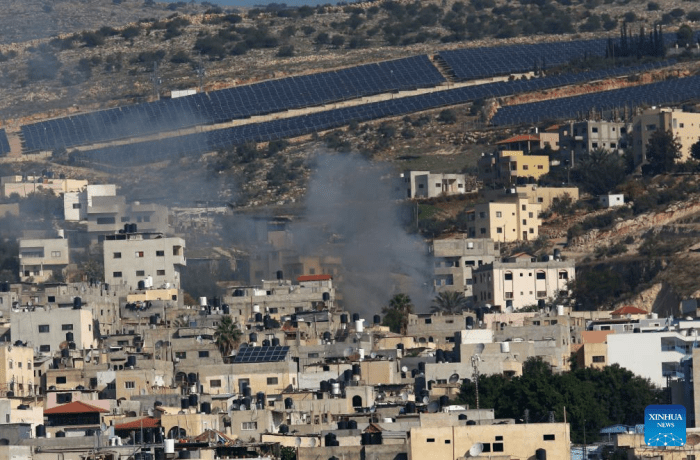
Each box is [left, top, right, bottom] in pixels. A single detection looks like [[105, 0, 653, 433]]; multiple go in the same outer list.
[[56, 376, 67, 384], [135, 251, 144, 258], [121, 216, 130, 222], [538, 197, 544, 203], [7, 361, 12, 369], [505, 272, 513, 280], [523, 165, 529, 170], [496, 227, 502, 234], [496, 211, 502, 218], [48, 296, 55, 302], [242, 422, 258, 430], [482, 443, 491, 452], [425, 318, 432, 324], [591, 142, 598, 148], [61, 324, 73, 331], [646, 124, 656, 131], [504, 292, 513, 299], [536, 272, 546, 280], [157, 270, 165, 276], [113, 272, 122, 278], [559, 271, 568, 280], [136, 270, 145, 277], [113, 252, 121, 259], [267, 377, 279, 385], [38, 325, 49, 333], [96, 217, 116, 225], [51, 251, 61, 257], [493, 443, 504, 452], [156, 250, 164, 257], [198, 351, 210, 358], [39, 345, 50, 352], [591, 127, 598, 133], [426, 438, 435, 443], [480, 228, 486, 235], [418, 184, 424, 188], [529, 212, 533, 218], [592, 356, 605, 363], [521, 205, 526, 211], [522, 219, 527, 225], [543, 434, 555, 441], [125, 381, 135, 389], [57, 393, 72, 403], [537, 165, 544, 169], [495, 436, 503, 441], [175, 351, 186, 359], [479, 212, 486, 218], [72, 203, 81, 209], [210, 380, 222, 388], [445, 440, 451, 444]]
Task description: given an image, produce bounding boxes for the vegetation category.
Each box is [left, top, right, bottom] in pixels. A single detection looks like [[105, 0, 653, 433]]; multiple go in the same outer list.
[[382, 293, 414, 335], [430, 291, 470, 314], [457, 357, 662, 443], [570, 148, 627, 196], [214, 315, 242, 358], [644, 130, 681, 176]]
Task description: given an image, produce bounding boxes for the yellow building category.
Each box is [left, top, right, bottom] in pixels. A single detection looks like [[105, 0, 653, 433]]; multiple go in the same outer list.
[[633, 107, 700, 165], [409, 422, 570, 460], [480, 185, 579, 211], [478, 150, 550, 186], [467, 197, 542, 242], [0, 345, 35, 396]]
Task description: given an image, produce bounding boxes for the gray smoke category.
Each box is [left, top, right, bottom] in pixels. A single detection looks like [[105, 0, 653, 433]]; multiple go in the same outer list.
[[290, 151, 432, 316]]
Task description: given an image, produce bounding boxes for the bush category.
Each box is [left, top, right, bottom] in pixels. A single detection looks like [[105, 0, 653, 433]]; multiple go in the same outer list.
[[121, 25, 141, 40], [302, 26, 316, 36], [647, 2, 660, 10], [194, 35, 227, 59], [81, 31, 105, 48], [277, 45, 294, 57], [687, 10, 700, 21], [170, 50, 191, 64], [623, 11, 637, 22], [315, 32, 330, 45], [331, 35, 345, 48], [437, 109, 457, 124]]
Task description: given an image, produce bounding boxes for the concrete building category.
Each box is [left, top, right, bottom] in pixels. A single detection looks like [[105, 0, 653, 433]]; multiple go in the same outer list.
[[472, 253, 575, 310], [400, 171, 476, 199], [0, 345, 35, 396], [87, 196, 170, 243], [558, 120, 631, 166], [632, 107, 700, 165], [407, 312, 478, 347], [430, 236, 497, 297], [63, 184, 117, 221], [495, 133, 558, 153], [599, 193, 625, 208], [18, 236, 69, 283], [0, 175, 87, 199], [11, 306, 95, 354], [479, 185, 579, 211], [103, 231, 186, 291], [467, 197, 541, 242], [478, 151, 550, 186]]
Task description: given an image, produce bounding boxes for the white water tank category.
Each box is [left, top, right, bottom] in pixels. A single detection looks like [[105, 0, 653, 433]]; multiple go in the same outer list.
[[331, 383, 341, 395], [355, 319, 364, 333], [651, 313, 659, 319], [556, 305, 565, 316], [57, 229, 65, 239], [147, 276, 153, 288], [253, 304, 260, 313], [359, 348, 365, 360], [500, 342, 510, 353], [199, 297, 207, 307], [383, 418, 393, 423], [164, 439, 175, 454]]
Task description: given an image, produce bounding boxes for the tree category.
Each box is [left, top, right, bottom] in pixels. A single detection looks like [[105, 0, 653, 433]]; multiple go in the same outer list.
[[431, 291, 470, 314], [382, 293, 414, 335], [570, 148, 626, 196], [645, 129, 681, 175], [677, 24, 694, 47], [691, 137, 700, 161], [214, 315, 242, 358]]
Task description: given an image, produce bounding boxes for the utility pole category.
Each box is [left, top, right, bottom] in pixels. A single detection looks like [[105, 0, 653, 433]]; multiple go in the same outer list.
[[196, 53, 206, 93], [151, 62, 162, 101], [471, 355, 481, 411]]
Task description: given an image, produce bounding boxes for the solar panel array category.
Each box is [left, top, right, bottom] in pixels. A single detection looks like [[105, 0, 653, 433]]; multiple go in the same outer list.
[[75, 61, 679, 165], [232, 346, 290, 363], [0, 129, 10, 155], [20, 55, 445, 153], [492, 75, 700, 126]]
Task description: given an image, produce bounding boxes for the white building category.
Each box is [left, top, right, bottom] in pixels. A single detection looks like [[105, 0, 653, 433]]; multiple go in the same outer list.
[[11, 306, 95, 354], [431, 236, 498, 298], [63, 184, 117, 221], [18, 235, 69, 283], [400, 171, 475, 199], [599, 194, 625, 208], [471, 253, 574, 310], [103, 231, 186, 290]]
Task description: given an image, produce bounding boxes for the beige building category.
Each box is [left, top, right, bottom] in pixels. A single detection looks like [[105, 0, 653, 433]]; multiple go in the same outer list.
[[478, 150, 550, 186], [633, 107, 700, 165], [558, 120, 631, 166], [1, 175, 87, 198], [18, 235, 70, 283], [0, 345, 35, 396], [467, 197, 541, 242], [400, 171, 476, 199], [103, 232, 186, 291], [430, 236, 498, 298], [11, 306, 95, 354], [480, 185, 579, 211], [409, 422, 570, 460], [472, 253, 575, 310]]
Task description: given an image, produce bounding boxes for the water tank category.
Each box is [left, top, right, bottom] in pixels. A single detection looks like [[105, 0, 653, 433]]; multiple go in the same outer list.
[[150, 315, 158, 325], [323, 331, 332, 342], [331, 382, 341, 395], [361, 432, 372, 445], [343, 369, 353, 382], [179, 451, 191, 459], [65, 332, 74, 342], [73, 297, 82, 309], [278, 424, 289, 434], [187, 373, 197, 384], [501, 342, 511, 353], [320, 381, 330, 393], [222, 304, 230, 314], [348, 420, 358, 429], [276, 270, 284, 280], [61, 348, 69, 358], [352, 363, 361, 375], [340, 314, 348, 324], [323, 292, 330, 301], [352, 313, 360, 322], [337, 420, 348, 430], [5, 392, 13, 398], [418, 362, 426, 372], [396, 343, 404, 350], [284, 397, 294, 409], [355, 320, 364, 333], [243, 386, 252, 398], [130, 224, 138, 234], [556, 305, 565, 316], [36, 425, 46, 438], [68, 342, 76, 350], [252, 304, 260, 313], [249, 333, 258, 343], [262, 339, 271, 347], [436, 349, 444, 363], [325, 433, 338, 447], [253, 313, 262, 323], [536, 448, 547, 460], [373, 315, 381, 324], [440, 395, 450, 407], [458, 414, 468, 420], [55, 431, 66, 438], [271, 338, 280, 346], [553, 249, 561, 260], [405, 402, 416, 414], [200, 402, 211, 414], [189, 394, 198, 407], [538, 299, 546, 309], [467, 420, 477, 425], [371, 433, 382, 445], [242, 397, 252, 409], [0, 282, 9, 293], [180, 398, 189, 409], [164, 439, 175, 454], [127, 355, 136, 368], [138, 280, 146, 290]]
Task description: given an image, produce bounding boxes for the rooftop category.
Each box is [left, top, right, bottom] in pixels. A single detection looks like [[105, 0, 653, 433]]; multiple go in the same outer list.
[[114, 417, 160, 430], [611, 306, 648, 316], [44, 401, 109, 415], [297, 274, 333, 282], [496, 134, 540, 144]]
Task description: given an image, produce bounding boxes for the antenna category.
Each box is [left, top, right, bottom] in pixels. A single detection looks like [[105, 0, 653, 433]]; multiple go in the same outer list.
[[468, 443, 484, 457], [196, 53, 206, 92], [471, 355, 481, 410]]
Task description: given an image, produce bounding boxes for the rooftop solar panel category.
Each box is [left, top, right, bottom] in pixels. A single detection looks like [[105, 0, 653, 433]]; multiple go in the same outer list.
[[232, 346, 290, 363]]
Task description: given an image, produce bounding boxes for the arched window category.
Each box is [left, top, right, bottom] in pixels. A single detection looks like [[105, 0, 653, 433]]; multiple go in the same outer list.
[[352, 395, 363, 407]]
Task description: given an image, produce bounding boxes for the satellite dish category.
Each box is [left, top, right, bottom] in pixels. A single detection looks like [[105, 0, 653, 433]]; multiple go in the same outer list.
[[422, 396, 430, 404], [369, 405, 376, 413], [310, 438, 317, 447], [468, 443, 484, 457], [449, 373, 460, 384], [370, 352, 377, 359], [196, 336, 203, 343], [400, 392, 408, 401], [295, 437, 302, 447], [475, 343, 485, 354], [155, 341, 163, 348], [401, 366, 408, 373], [376, 392, 385, 401], [101, 423, 108, 432], [147, 408, 154, 416], [427, 401, 440, 413], [84, 355, 90, 363]]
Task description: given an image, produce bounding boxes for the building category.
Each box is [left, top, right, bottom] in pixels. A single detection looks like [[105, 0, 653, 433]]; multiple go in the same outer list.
[[495, 134, 558, 153], [63, 184, 117, 221], [1, 175, 87, 199], [467, 197, 541, 242], [558, 120, 631, 166], [400, 171, 476, 199], [103, 231, 186, 291], [11, 306, 95, 354], [479, 185, 579, 211], [430, 236, 497, 297], [472, 253, 575, 310], [18, 235, 69, 283], [478, 151, 550, 186], [0, 345, 35, 396], [43, 400, 109, 437], [599, 193, 625, 208], [632, 107, 700, 165], [87, 196, 170, 242]]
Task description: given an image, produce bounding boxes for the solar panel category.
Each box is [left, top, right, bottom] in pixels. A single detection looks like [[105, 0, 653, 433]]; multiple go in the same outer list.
[[0, 129, 10, 155], [232, 346, 290, 363]]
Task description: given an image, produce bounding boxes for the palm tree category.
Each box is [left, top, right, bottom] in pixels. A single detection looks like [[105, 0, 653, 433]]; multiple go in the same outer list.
[[214, 315, 242, 358], [431, 291, 470, 314], [382, 293, 414, 335]]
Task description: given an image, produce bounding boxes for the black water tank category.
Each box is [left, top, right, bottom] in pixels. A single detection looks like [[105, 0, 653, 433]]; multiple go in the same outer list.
[[249, 333, 258, 343], [371, 433, 382, 445], [154, 401, 163, 408], [340, 314, 348, 324], [36, 425, 46, 438], [5, 392, 12, 398], [323, 292, 330, 301], [68, 342, 76, 350], [127, 355, 136, 368], [284, 397, 293, 409], [200, 402, 211, 414], [418, 362, 426, 372], [536, 448, 547, 460], [271, 338, 280, 346], [242, 397, 252, 409], [406, 402, 416, 414], [320, 381, 330, 393], [276, 270, 284, 280], [279, 424, 289, 434], [325, 433, 338, 447], [538, 299, 546, 309], [73, 297, 82, 309], [262, 339, 271, 347], [131, 224, 138, 233], [222, 304, 230, 314], [440, 396, 450, 407], [323, 331, 332, 341], [65, 332, 74, 342], [150, 315, 158, 325], [343, 369, 353, 382], [348, 420, 358, 429], [254, 313, 263, 323], [458, 414, 468, 420], [0, 282, 8, 292], [373, 315, 381, 324], [352, 313, 360, 322], [256, 391, 266, 404], [187, 373, 197, 384], [86, 429, 95, 437], [179, 451, 191, 459], [55, 431, 66, 438], [243, 386, 252, 398], [436, 349, 444, 363], [411, 369, 418, 378], [361, 432, 372, 445], [189, 394, 198, 407], [337, 420, 348, 430], [467, 420, 477, 425], [466, 316, 474, 328], [138, 280, 146, 290], [352, 364, 361, 375], [61, 348, 69, 358]]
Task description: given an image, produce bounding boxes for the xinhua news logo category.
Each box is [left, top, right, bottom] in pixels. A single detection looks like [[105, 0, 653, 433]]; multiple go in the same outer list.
[[645, 405, 686, 447]]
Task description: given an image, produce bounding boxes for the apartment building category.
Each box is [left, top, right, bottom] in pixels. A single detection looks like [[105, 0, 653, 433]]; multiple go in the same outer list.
[[63, 184, 117, 221], [430, 236, 497, 297], [0, 175, 87, 199], [0, 345, 35, 397], [103, 231, 186, 291], [87, 196, 170, 242], [11, 306, 95, 354], [472, 253, 575, 310], [467, 197, 542, 242], [400, 170, 475, 199], [478, 151, 550, 186], [480, 185, 579, 211], [632, 107, 700, 165], [558, 120, 631, 166], [18, 236, 69, 283]]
